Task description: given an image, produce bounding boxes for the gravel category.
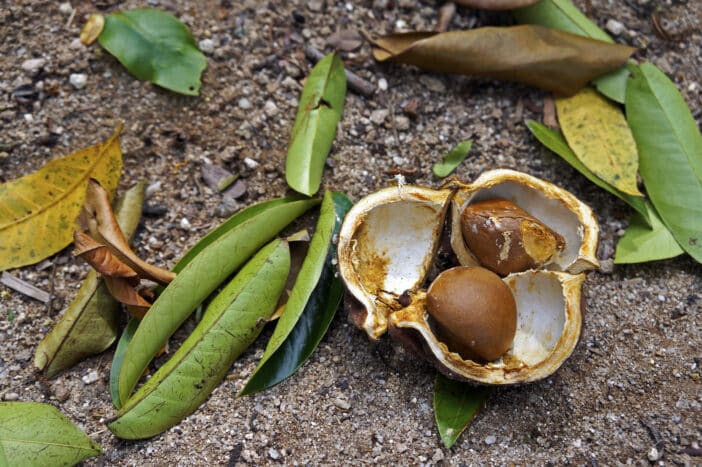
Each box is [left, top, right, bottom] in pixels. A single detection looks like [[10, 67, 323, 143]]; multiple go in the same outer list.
[[1, 0, 701, 465]]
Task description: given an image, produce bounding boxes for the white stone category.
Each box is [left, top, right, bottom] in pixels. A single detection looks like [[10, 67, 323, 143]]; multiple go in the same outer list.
[[69, 73, 88, 89], [394, 115, 410, 131], [179, 218, 191, 230], [485, 435, 497, 445], [238, 97, 252, 110], [82, 370, 99, 385], [21, 58, 46, 74], [378, 78, 388, 91], [243, 157, 259, 169], [264, 100, 279, 117], [59, 2, 73, 15], [370, 109, 389, 125], [198, 38, 216, 54], [605, 19, 626, 36], [333, 397, 351, 410], [268, 448, 280, 460]]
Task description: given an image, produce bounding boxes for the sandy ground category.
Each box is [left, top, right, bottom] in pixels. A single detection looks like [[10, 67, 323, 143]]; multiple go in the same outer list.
[[1, 0, 701, 465]]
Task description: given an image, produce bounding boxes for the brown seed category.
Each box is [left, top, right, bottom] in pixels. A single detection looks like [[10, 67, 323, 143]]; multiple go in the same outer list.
[[460, 199, 565, 275], [426, 266, 516, 362]]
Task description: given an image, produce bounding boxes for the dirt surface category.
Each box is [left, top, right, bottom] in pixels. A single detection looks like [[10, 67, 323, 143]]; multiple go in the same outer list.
[[1, 0, 701, 465]]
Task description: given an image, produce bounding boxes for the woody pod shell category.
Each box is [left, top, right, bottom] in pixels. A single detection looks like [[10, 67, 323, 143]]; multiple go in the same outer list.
[[337, 169, 599, 385]]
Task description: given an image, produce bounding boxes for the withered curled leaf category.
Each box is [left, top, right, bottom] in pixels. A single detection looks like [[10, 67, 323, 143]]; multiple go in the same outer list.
[[370, 25, 635, 95], [80, 179, 175, 285]]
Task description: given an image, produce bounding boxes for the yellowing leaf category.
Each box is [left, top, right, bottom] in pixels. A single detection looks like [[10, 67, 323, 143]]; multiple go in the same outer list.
[[0, 127, 123, 270], [556, 87, 643, 196]]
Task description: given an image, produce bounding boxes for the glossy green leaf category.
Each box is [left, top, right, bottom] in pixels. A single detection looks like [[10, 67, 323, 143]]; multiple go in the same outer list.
[[285, 53, 346, 196], [241, 192, 353, 395], [513, 0, 629, 102], [434, 373, 492, 448], [116, 197, 318, 405], [615, 202, 683, 264], [109, 240, 289, 439], [34, 182, 146, 378], [98, 8, 207, 96], [526, 120, 650, 224], [110, 318, 139, 410], [432, 140, 473, 178], [626, 63, 702, 263], [171, 196, 306, 274], [0, 402, 101, 465]]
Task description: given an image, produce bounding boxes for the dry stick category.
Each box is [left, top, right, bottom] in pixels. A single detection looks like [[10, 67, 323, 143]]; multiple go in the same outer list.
[[1, 272, 51, 304], [304, 46, 375, 97], [436, 2, 457, 32]]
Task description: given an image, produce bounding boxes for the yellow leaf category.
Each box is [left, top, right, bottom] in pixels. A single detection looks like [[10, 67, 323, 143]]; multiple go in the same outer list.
[[556, 88, 643, 196], [0, 126, 123, 270]]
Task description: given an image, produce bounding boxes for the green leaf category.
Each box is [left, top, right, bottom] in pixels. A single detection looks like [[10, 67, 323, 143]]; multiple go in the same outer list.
[[171, 196, 306, 274], [433, 373, 492, 449], [285, 53, 347, 196], [432, 140, 473, 178], [34, 182, 146, 378], [0, 402, 101, 465], [109, 240, 290, 439], [512, 0, 629, 102], [241, 192, 353, 395], [615, 202, 683, 264], [526, 120, 650, 224], [626, 63, 702, 263], [116, 197, 319, 405], [110, 318, 139, 410], [98, 8, 207, 96]]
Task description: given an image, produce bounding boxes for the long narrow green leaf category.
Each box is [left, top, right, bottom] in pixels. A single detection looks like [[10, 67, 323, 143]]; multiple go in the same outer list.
[[626, 63, 702, 263], [34, 181, 146, 378], [99, 9, 207, 95], [513, 0, 629, 102], [117, 198, 319, 405], [241, 192, 353, 395], [434, 373, 492, 448], [110, 318, 139, 410], [109, 240, 290, 439], [0, 402, 101, 465], [285, 53, 347, 196], [526, 120, 650, 224], [615, 202, 683, 264], [432, 140, 473, 178]]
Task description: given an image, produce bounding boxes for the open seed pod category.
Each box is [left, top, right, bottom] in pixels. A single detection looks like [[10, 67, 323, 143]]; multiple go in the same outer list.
[[337, 169, 599, 385]]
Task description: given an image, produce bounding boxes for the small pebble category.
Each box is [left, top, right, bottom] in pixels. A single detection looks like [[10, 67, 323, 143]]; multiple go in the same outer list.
[[179, 218, 191, 230], [215, 197, 241, 218], [82, 370, 100, 385], [21, 58, 46, 75], [419, 75, 446, 93], [58, 2, 73, 15], [145, 180, 162, 199], [238, 97, 252, 110], [370, 109, 389, 125], [3, 392, 19, 401], [378, 78, 388, 91], [432, 448, 444, 463], [396, 443, 408, 453], [605, 19, 626, 36], [333, 397, 351, 410], [598, 259, 614, 274], [268, 448, 280, 460], [69, 73, 88, 89], [647, 446, 662, 462], [264, 100, 279, 117], [198, 38, 216, 54], [394, 115, 410, 131], [243, 157, 259, 169], [485, 435, 497, 445], [307, 0, 324, 12]]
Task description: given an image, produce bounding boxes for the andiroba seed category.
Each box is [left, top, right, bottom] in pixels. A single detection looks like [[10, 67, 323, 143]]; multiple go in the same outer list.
[[460, 199, 565, 275], [426, 266, 516, 362]]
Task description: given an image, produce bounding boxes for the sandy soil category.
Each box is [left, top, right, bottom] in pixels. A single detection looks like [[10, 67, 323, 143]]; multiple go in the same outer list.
[[1, 0, 701, 465]]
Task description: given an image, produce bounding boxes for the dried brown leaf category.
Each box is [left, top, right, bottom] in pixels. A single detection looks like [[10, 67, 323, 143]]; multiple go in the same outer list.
[[73, 231, 139, 283], [370, 25, 635, 95], [453, 0, 541, 9], [80, 179, 175, 285], [103, 277, 151, 319]]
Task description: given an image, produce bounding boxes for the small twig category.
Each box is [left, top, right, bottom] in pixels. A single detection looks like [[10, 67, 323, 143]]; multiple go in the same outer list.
[[304, 46, 375, 97], [45, 261, 57, 314], [436, 2, 456, 32], [1, 272, 51, 304], [388, 97, 406, 162], [65, 7, 76, 29]]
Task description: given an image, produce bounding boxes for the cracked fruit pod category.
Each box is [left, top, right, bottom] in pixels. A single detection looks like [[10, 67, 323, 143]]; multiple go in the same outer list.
[[337, 169, 599, 385]]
